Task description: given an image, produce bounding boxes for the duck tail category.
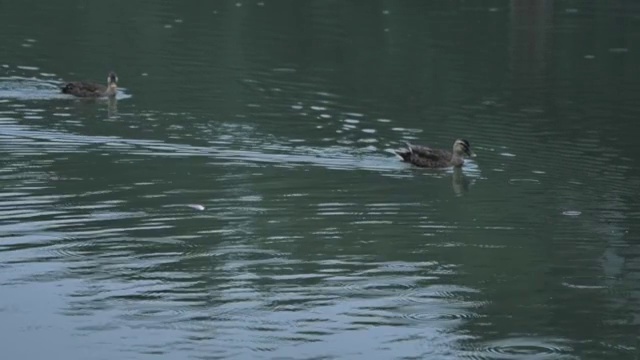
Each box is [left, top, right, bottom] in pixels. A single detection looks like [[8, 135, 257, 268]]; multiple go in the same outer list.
[[404, 142, 413, 152], [395, 150, 412, 162], [395, 142, 413, 162], [61, 83, 72, 94]]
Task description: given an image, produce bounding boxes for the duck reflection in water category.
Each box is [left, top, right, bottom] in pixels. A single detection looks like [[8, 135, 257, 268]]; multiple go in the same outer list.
[[107, 96, 118, 118], [452, 167, 471, 196]]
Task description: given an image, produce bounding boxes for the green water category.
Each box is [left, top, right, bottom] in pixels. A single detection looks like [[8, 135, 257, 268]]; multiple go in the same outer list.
[[1, 1, 639, 359]]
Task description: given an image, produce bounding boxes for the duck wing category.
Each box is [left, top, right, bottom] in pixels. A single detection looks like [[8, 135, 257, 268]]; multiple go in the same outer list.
[[61, 81, 106, 97]]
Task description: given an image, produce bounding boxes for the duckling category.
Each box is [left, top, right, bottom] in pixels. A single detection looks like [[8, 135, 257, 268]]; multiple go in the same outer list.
[[395, 139, 476, 168], [61, 72, 118, 98]]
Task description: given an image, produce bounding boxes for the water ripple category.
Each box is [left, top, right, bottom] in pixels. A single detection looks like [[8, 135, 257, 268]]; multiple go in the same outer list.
[[2, 2, 640, 359]]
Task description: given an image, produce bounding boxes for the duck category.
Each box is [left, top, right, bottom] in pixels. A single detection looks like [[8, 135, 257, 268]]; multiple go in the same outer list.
[[395, 139, 476, 168], [61, 71, 118, 98]]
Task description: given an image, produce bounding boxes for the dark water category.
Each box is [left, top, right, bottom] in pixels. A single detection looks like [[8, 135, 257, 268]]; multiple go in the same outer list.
[[1, 1, 639, 359]]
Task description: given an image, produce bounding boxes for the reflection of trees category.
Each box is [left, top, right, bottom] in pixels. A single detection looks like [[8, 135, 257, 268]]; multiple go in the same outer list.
[[498, 0, 640, 353]]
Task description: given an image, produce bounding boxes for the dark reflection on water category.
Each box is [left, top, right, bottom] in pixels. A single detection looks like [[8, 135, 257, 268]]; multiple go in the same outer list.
[[1, 1, 640, 359]]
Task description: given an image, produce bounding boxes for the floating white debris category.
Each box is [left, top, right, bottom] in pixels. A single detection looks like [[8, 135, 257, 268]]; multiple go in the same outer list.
[[187, 204, 205, 211]]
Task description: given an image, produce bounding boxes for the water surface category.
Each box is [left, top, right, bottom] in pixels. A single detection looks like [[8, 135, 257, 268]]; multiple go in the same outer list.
[[1, 1, 639, 359]]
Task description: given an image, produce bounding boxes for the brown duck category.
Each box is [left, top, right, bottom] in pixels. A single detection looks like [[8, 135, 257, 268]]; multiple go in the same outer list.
[[395, 139, 476, 168], [61, 72, 118, 98]]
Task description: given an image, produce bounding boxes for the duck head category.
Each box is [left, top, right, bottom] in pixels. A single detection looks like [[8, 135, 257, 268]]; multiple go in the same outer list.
[[106, 71, 118, 96], [107, 72, 118, 85], [453, 139, 476, 158]]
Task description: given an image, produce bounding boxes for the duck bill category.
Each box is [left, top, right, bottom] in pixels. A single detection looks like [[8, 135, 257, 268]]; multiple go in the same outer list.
[[467, 150, 477, 158]]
